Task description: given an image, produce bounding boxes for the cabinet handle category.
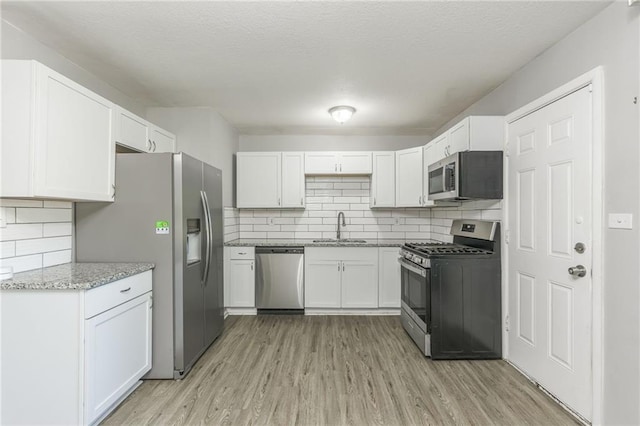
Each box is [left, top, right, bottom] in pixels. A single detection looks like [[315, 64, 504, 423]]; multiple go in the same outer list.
[[374, 197, 376, 205], [152, 141, 157, 152], [342, 262, 345, 271], [278, 198, 281, 205], [340, 164, 342, 172], [147, 139, 152, 151], [251, 262, 254, 271], [335, 164, 338, 172], [337, 261, 340, 271], [238, 252, 247, 255], [112, 184, 116, 199], [301, 197, 303, 205], [120, 287, 131, 293], [418, 195, 422, 205]]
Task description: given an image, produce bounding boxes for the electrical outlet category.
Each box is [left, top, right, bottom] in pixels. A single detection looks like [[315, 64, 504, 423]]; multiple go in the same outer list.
[[268, 217, 274, 225]]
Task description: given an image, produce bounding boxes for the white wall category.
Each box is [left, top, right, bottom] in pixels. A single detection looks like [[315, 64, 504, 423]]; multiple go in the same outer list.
[[146, 107, 239, 207], [1, 20, 145, 116], [434, 3, 639, 424], [239, 134, 429, 152]]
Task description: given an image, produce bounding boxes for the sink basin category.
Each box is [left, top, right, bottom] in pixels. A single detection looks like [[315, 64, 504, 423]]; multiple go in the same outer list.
[[312, 238, 367, 244]]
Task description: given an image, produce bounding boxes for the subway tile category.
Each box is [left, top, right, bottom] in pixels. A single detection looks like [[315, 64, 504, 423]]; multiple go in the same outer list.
[[242, 217, 267, 224], [405, 218, 430, 225], [322, 204, 350, 211], [252, 210, 281, 217], [349, 204, 369, 211], [253, 225, 280, 232], [306, 182, 334, 189], [279, 211, 306, 218], [307, 211, 336, 217], [333, 183, 361, 189], [307, 196, 333, 204], [295, 217, 323, 225], [43, 250, 72, 267], [333, 196, 361, 203], [377, 218, 397, 225], [364, 225, 391, 232], [343, 224, 363, 232], [242, 232, 267, 238], [363, 210, 392, 218], [294, 232, 322, 239], [43, 223, 73, 237], [308, 225, 336, 232], [392, 225, 419, 232], [239, 224, 253, 232], [273, 217, 295, 225], [0, 241, 16, 258], [348, 218, 378, 225], [0, 207, 16, 224], [17, 208, 72, 223], [0, 224, 43, 241], [0, 199, 43, 208], [419, 225, 431, 232], [0, 254, 43, 273], [343, 211, 364, 218], [16, 236, 73, 256], [312, 189, 342, 196], [322, 231, 338, 238], [306, 204, 322, 211], [378, 232, 406, 239], [267, 232, 295, 239], [481, 210, 503, 220], [281, 225, 308, 232], [43, 201, 73, 208], [461, 210, 483, 220], [341, 189, 369, 197], [349, 232, 378, 239], [445, 210, 463, 219], [239, 210, 254, 217], [361, 182, 370, 190]]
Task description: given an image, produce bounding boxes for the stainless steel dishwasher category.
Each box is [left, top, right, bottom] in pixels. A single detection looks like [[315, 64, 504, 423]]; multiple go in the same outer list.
[[255, 247, 304, 313]]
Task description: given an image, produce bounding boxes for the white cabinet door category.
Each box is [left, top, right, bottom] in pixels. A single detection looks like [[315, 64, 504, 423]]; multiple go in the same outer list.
[[115, 107, 150, 152], [227, 259, 255, 307], [338, 152, 372, 174], [2, 60, 116, 201], [421, 145, 436, 207], [429, 133, 449, 162], [341, 260, 378, 308], [237, 152, 281, 208], [84, 292, 152, 425], [448, 117, 470, 154], [395, 147, 423, 207], [304, 260, 342, 308], [281, 152, 305, 208], [378, 247, 401, 308], [150, 127, 176, 153], [370, 152, 395, 208], [304, 152, 339, 174]]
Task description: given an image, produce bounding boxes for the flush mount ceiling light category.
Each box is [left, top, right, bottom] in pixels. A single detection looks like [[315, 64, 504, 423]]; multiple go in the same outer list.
[[328, 105, 356, 124]]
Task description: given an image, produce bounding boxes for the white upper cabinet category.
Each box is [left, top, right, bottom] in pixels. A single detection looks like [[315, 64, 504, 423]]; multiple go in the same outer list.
[[115, 107, 175, 153], [427, 116, 505, 161], [370, 152, 395, 208], [281, 152, 305, 208], [421, 144, 436, 207], [237, 152, 282, 208], [2, 60, 116, 202], [304, 152, 372, 175], [395, 147, 423, 207], [149, 127, 176, 153], [236, 152, 305, 208]]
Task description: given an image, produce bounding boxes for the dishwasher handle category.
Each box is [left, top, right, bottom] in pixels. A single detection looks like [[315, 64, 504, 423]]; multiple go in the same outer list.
[[255, 247, 304, 255]]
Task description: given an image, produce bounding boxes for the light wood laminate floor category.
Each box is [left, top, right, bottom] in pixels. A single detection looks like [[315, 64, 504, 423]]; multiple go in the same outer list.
[[104, 315, 579, 425]]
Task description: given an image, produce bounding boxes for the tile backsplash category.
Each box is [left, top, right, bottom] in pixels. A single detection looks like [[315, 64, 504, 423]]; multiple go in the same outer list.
[[234, 176, 431, 240], [0, 199, 73, 274], [225, 176, 503, 243]]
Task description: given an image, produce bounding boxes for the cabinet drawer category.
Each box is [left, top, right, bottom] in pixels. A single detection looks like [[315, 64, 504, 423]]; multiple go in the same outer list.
[[84, 270, 152, 319], [227, 246, 255, 260]]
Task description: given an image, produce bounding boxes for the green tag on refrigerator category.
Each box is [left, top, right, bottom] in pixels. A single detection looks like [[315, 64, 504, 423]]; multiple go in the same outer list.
[[155, 220, 170, 235]]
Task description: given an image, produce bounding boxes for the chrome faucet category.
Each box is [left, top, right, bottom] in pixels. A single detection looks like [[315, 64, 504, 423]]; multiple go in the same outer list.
[[337, 211, 346, 240]]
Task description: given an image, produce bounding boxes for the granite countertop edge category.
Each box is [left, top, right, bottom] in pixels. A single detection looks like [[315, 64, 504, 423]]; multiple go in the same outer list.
[[224, 238, 437, 248], [1, 262, 155, 291]]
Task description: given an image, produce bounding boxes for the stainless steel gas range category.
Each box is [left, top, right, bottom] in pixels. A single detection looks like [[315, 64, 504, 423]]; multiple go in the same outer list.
[[399, 219, 502, 360]]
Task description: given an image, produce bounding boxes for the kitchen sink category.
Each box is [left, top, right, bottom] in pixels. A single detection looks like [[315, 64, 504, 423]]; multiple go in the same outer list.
[[312, 238, 367, 244]]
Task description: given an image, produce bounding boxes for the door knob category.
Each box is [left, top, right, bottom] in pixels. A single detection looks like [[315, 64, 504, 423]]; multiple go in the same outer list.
[[568, 265, 587, 278]]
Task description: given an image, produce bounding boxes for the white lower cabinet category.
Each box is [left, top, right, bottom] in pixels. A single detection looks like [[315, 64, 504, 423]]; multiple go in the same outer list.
[[0, 270, 152, 426], [304, 247, 378, 309], [224, 247, 255, 308], [378, 247, 401, 308]]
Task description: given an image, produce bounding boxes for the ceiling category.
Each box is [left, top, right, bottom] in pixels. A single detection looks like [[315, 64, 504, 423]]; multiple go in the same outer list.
[[1, 1, 612, 136]]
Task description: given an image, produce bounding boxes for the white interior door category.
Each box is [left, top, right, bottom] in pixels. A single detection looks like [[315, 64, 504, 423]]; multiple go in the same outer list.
[[507, 85, 592, 420]]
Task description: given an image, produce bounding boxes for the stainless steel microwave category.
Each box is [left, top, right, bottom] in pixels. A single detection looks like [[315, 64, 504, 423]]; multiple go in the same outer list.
[[427, 151, 503, 201]]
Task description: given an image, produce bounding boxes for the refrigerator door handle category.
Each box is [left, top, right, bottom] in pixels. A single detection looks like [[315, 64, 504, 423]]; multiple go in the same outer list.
[[200, 190, 212, 285]]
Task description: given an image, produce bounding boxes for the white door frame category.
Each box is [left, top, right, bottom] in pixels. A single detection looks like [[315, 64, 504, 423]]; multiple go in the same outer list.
[[503, 67, 604, 424]]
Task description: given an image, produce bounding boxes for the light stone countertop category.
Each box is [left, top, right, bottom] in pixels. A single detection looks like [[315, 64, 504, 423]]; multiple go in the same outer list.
[[0, 262, 155, 290], [224, 238, 439, 248]]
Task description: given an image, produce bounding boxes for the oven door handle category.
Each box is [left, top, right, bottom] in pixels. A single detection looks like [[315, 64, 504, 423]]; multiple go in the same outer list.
[[397, 257, 427, 277]]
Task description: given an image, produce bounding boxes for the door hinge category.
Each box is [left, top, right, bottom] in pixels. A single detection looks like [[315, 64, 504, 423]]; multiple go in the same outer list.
[[505, 315, 510, 332]]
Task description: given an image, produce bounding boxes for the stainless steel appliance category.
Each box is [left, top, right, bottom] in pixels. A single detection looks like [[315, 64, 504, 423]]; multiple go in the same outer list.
[[399, 219, 502, 359], [255, 247, 304, 313], [427, 151, 503, 201], [76, 153, 224, 379]]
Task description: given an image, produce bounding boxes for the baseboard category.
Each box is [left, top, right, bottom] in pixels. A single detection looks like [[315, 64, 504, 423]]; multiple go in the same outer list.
[[225, 308, 258, 316], [305, 308, 400, 316]]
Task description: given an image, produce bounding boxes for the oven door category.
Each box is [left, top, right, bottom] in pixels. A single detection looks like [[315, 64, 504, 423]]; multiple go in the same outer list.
[[399, 257, 430, 333]]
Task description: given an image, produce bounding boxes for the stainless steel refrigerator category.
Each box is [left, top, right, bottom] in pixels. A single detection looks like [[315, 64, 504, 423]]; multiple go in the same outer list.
[[76, 153, 224, 379]]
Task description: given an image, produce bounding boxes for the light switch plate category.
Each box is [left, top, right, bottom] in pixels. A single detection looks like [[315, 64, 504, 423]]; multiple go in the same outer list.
[[608, 213, 633, 229]]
